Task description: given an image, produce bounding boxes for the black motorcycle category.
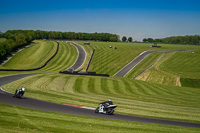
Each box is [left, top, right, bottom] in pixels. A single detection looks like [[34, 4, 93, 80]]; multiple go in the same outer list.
[[95, 103, 117, 115]]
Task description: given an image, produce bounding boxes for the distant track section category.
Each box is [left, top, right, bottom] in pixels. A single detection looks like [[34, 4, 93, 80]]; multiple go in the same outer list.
[[0, 42, 59, 71], [114, 51, 155, 77], [66, 42, 86, 70]]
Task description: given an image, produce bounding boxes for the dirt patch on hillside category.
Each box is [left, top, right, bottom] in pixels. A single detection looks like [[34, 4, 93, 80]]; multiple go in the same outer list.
[[176, 77, 181, 86], [136, 71, 151, 81]]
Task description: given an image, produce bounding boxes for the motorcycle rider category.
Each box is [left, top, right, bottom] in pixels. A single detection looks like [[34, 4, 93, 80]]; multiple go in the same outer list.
[[95, 99, 117, 114], [101, 99, 113, 105], [100, 99, 113, 110], [14, 87, 25, 97]]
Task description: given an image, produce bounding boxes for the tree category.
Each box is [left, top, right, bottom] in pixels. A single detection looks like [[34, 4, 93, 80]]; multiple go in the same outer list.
[[0, 44, 6, 57], [154, 35, 200, 45], [122, 36, 127, 42], [143, 38, 147, 43], [128, 37, 133, 42], [15, 33, 27, 45], [0, 30, 2, 38], [147, 38, 154, 43]]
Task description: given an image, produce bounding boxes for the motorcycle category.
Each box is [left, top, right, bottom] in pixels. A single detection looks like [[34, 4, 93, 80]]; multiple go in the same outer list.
[[95, 103, 117, 115], [13, 89, 25, 98]]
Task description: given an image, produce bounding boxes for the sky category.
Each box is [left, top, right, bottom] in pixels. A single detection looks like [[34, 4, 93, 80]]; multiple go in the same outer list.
[[0, 0, 200, 41]]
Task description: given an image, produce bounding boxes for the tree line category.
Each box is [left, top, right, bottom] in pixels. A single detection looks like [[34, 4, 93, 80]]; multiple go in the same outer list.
[[143, 35, 200, 45], [0, 30, 120, 62]]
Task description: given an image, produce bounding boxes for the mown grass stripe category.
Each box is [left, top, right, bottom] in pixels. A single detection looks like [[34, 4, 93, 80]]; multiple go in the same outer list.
[[63, 76, 77, 93], [112, 79, 122, 94], [94, 77, 103, 94], [73, 77, 83, 93], [100, 78, 110, 93], [1, 41, 57, 70], [81, 77, 89, 93], [38, 42, 78, 72], [88, 77, 95, 93], [121, 79, 134, 94]]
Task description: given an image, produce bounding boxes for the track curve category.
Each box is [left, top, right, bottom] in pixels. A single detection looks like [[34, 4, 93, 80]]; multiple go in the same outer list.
[[66, 42, 86, 70]]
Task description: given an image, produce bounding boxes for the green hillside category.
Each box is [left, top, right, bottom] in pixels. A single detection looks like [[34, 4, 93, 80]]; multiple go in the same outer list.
[[133, 50, 200, 87], [75, 41, 200, 76], [38, 41, 78, 72], [82, 41, 153, 76], [0, 40, 57, 70], [160, 51, 200, 78], [0, 40, 79, 73], [1, 40, 200, 132]]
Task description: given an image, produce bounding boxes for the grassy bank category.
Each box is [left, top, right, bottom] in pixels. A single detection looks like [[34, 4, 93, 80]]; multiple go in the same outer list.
[[38, 41, 78, 72], [135, 50, 200, 87], [0, 104, 199, 133], [0, 40, 57, 70], [160, 51, 200, 79], [0, 41, 78, 76], [3, 74, 200, 123]]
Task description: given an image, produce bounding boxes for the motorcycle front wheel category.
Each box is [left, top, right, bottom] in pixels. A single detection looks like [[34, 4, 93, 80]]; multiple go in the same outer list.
[[106, 109, 114, 115]]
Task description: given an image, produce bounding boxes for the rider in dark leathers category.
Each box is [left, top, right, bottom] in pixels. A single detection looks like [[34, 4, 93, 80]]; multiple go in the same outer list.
[[14, 87, 25, 98], [100, 99, 113, 110]]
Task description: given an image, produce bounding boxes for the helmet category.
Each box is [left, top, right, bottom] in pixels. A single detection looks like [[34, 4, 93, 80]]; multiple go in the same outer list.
[[22, 88, 25, 91], [109, 99, 112, 101]]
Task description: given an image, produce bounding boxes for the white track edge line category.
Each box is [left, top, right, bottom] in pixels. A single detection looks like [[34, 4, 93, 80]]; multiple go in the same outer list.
[[113, 51, 147, 76], [0, 87, 13, 94], [123, 53, 151, 77]]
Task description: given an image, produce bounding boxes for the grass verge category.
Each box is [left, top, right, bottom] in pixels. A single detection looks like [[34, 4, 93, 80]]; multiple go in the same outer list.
[[2, 74, 200, 123], [0, 104, 199, 133], [136, 50, 200, 87]]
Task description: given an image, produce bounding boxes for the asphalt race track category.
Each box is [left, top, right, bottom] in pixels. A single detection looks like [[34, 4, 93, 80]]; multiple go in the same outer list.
[[114, 51, 155, 77], [0, 46, 200, 128], [67, 42, 86, 70]]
